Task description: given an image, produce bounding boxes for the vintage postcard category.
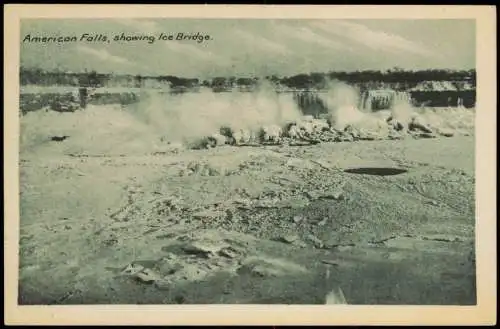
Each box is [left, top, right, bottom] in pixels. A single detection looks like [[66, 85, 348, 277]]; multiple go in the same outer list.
[[4, 4, 496, 326]]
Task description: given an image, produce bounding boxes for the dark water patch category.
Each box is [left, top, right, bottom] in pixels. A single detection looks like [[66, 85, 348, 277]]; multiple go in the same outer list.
[[344, 167, 408, 176], [50, 135, 70, 142]]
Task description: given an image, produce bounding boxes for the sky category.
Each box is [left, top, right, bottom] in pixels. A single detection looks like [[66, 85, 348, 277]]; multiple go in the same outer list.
[[20, 19, 476, 78]]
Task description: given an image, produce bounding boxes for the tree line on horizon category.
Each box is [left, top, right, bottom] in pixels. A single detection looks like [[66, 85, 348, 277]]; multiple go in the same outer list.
[[20, 66, 476, 91]]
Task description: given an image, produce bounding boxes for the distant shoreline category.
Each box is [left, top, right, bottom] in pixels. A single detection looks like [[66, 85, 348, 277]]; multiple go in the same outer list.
[[19, 68, 476, 93]]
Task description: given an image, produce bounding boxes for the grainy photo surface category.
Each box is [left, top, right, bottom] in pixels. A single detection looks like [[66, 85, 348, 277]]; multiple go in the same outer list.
[[17, 17, 478, 306], [5, 4, 497, 326]]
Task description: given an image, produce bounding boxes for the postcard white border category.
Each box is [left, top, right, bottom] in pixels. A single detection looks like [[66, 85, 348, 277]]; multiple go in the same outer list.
[[4, 5, 497, 325]]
